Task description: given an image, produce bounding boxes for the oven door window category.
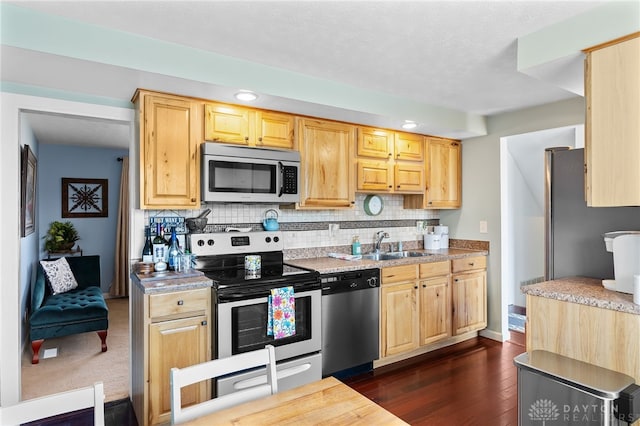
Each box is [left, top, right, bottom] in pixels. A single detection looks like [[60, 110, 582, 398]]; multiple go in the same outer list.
[[231, 295, 312, 354], [209, 160, 276, 194]]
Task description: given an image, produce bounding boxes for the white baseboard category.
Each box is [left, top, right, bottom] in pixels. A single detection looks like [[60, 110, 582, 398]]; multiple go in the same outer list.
[[479, 328, 504, 342]]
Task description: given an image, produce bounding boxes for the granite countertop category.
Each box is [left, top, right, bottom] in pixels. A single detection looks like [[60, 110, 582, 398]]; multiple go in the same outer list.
[[131, 270, 212, 294], [285, 248, 488, 274], [522, 277, 640, 315]]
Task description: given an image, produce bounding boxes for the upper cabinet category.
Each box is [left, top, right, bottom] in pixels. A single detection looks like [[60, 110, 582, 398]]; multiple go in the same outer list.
[[356, 127, 424, 194], [134, 90, 202, 210], [403, 137, 461, 209], [204, 103, 295, 149], [585, 34, 640, 207], [297, 118, 355, 209]]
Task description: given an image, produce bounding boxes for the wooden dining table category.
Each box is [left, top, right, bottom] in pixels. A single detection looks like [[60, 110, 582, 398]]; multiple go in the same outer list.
[[180, 376, 409, 425]]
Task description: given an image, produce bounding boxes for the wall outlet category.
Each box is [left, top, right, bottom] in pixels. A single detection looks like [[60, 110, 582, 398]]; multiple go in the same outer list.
[[479, 220, 488, 233]]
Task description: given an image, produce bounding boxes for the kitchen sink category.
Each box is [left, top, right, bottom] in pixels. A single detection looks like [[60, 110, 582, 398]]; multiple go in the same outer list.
[[361, 251, 433, 261]]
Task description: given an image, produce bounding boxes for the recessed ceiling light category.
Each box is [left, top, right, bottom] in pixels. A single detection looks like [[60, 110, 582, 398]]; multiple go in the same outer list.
[[402, 120, 417, 129], [234, 91, 258, 102]]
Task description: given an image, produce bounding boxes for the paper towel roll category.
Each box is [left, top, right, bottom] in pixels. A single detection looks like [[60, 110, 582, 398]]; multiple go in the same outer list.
[[634, 275, 640, 305]]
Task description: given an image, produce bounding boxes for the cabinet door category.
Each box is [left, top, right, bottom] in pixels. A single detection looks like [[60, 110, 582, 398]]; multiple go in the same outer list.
[[452, 270, 486, 335], [585, 36, 640, 206], [357, 159, 393, 192], [394, 163, 424, 193], [357, 127, 393, 159], [204, 103, 250, 144], [381, 282, 418, 357], [142, 95, 200, 209], [394, 132, 424, 161], [297, 118, 355, 208], [427, 138, 461, 208], [255, 110, 295, 149], [419, 276, 451, 346], [148, 316, 209, 425]]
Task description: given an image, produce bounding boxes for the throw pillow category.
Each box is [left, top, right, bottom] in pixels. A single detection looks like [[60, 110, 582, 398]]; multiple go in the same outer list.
[[40, 257, 79, 295]]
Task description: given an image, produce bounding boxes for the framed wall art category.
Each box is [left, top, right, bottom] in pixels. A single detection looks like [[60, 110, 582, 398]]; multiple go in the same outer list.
[[21, 145, 37, 237], [62, 178, 109, 218]]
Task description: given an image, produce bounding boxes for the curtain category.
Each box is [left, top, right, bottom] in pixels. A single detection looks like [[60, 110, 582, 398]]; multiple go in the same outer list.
[[112, 156, 130, 297]]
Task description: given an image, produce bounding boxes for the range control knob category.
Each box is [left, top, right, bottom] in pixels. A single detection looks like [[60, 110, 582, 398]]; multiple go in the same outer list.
[[273, 236, 280, 243], [367, 277, 378, 287], [265, 237, 272, 243], [207, 239, 215, 246], [197, 240, 205, 247]]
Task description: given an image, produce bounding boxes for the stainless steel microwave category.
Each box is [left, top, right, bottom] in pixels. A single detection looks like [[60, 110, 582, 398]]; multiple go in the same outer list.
[[201, 143, 300, 203]]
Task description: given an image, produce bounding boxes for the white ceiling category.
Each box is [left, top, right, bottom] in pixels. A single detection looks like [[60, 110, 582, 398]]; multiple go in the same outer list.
[[3, 0, 607, 149]]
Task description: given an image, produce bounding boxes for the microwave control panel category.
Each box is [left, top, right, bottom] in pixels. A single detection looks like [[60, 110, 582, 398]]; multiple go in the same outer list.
[[282, 165, 298, 194]]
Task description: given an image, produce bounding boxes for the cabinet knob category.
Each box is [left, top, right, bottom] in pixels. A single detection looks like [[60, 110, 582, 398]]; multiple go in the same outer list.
[[397, 185, 401, 188], [388, 153, 392, 157], [177, 300, 184, 306], [191, 198, 196, 202], [469, 262, 475, 266], [454, 278, 459, 282], [422, 284, 426, 288], [414, 286, 418, 289], [388, 185, 392, 188], [244, 136, 249, 141], [351, 200, 355, 204], [428, 201, 433, 204], [201, 320, 207, 326]]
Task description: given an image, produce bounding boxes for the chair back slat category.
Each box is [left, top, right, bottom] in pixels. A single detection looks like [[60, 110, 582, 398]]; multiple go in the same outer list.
[[171, 345, 277, 425], [0, 382, 105, 426]]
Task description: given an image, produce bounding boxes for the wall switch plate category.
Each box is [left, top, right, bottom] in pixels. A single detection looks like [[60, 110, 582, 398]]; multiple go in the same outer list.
[[480, 220, 488, 233]]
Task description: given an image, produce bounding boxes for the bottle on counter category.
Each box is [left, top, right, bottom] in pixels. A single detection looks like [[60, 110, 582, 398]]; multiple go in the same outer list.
[[152, 223, 167, 264], [352, 236, 361, 255], [167, 227, 182, 271], [142, 226, 153, 263]]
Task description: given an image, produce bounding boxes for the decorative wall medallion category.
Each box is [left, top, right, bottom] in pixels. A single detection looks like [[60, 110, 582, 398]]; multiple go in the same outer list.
[[62, 178, 108, 218]]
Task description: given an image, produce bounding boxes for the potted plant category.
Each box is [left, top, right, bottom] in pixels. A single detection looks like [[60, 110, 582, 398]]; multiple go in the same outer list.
[[44, 221, 80, 252]]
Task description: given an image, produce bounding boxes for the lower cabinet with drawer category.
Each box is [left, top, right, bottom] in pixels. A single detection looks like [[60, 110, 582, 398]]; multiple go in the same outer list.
[[131, 277, 212, 426], [451, 256, 487, 335], [377, 256, 486, 367]]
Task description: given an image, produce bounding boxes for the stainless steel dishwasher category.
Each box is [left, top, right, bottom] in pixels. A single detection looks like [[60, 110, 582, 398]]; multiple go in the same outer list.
[[321, 268, 380, 377]]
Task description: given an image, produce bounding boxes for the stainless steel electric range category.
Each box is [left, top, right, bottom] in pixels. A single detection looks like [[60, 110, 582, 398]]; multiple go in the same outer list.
[[188, 231, 322, 395]]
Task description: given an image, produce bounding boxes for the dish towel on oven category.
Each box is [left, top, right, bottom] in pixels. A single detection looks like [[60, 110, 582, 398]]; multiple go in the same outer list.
[[267, 286, 296, 339]]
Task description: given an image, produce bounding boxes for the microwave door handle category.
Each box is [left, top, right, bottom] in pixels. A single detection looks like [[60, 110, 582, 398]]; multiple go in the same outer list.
[[278, 162, 284, 197]]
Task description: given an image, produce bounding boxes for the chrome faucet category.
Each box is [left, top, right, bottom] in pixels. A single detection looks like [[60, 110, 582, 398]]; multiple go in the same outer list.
[[374, 231, 390, 253]]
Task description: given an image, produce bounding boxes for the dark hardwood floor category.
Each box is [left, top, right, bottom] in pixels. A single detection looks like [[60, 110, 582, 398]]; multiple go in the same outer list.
[[343, 337, 526, 426], [30, 336, 524, 425]]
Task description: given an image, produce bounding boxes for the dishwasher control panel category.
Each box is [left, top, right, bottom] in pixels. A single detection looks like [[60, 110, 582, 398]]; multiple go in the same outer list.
[[320, 269, 380, 294]]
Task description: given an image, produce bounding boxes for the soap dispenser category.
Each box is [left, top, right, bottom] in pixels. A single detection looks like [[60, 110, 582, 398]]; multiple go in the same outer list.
[[352, 236, 361, 255]]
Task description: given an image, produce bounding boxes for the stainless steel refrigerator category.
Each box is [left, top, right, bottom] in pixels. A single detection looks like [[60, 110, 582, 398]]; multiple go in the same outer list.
[[544, 147, 640, 281]]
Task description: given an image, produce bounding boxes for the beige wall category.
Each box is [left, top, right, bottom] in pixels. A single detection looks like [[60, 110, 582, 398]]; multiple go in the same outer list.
[[439, 96, 586, 338]]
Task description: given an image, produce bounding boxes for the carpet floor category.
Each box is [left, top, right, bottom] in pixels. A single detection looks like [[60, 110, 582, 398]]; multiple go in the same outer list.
[[21, 297, 130, 403]]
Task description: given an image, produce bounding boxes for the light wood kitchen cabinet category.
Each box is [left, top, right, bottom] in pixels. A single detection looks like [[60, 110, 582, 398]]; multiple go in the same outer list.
[[585, 34, 640, 207], [394, 132, 424, 162], [418, 261, 451, 345], [451, 256, 487, 335], [403, 137, 461, 209], [380, 265, 419, 357], [131, 279, 212, 426], [204, 102, 295, 149], [296, 118, 355, 209], [356, 127, 424, 193], [134, 90, 202, 210]]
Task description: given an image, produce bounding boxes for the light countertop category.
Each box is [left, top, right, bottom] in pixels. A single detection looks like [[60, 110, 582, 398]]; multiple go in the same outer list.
[[285, 248, 488, 274], [522, 277, 640, 315], [131, 270, 212, 294]]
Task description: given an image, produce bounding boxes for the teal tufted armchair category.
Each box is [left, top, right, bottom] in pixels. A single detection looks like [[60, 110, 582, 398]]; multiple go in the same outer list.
[[29, 255, 109, 364]]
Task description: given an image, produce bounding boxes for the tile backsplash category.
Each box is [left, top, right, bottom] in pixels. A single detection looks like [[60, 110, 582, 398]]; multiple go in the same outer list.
[[142, 193, 439, 252]]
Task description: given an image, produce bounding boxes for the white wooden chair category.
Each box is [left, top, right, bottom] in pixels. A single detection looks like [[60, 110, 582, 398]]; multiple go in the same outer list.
[[0, 381, 105, 426], [170, 345, 277, 425]]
